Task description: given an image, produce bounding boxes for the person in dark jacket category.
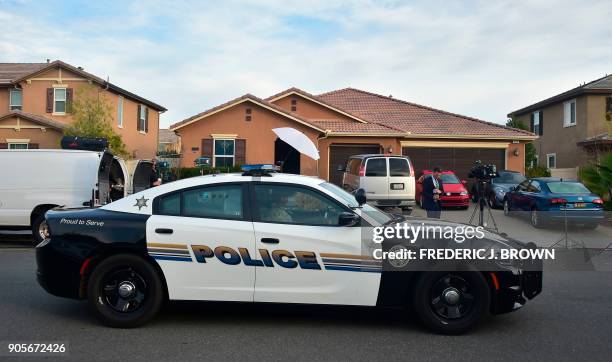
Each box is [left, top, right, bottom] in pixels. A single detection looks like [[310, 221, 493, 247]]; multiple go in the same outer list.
[[422, 167, 444, 218]]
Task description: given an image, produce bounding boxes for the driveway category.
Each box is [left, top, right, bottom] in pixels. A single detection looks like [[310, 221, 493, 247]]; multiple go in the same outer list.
[[405, 204, 611, 249]]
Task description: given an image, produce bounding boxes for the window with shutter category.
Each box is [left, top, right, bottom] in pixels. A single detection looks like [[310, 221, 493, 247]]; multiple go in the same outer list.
[[9, 89, 22, 111], [138, 105, 147, 132], [532, 111, 540, 135], [53, 88, 67, 113], [214, 139, 235, 168], [563, 99, 576, 127]]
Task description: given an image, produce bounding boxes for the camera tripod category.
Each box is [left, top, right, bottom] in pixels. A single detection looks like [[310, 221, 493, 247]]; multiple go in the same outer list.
[[468, 180, 499, 233]]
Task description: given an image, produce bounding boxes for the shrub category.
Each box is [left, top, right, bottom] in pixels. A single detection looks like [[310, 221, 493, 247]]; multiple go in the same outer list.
[[579, 152, 612, 211], [525, 165, 551, 178]]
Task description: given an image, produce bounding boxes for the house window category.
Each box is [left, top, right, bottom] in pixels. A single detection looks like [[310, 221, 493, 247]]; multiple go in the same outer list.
[[245, 107, 252, 122], [8, 143, 28, 149], [547, 153, 556, 169], [214, 139, 235, 167], [533, 111, 540, 134], [9, 89, 22, 111], [139, 105, 147, 132], [291, 98, 297, 112], [606, 97, 612, 119], [563, 99, 576, 127], [117, 96, 124, 128], [54, 88, 67, 113]]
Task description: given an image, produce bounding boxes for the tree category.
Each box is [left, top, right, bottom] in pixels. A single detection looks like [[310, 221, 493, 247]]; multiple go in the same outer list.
[[64, 85, 128, 158], [579, 152, 612, 210], [506, 117, 536, 167]]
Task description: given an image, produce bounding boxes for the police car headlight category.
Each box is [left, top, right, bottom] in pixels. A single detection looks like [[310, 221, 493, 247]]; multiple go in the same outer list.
[[495, 250, 521, 268]]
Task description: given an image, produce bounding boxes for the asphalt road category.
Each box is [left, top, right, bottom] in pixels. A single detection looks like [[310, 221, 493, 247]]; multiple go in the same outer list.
[[0, 248, 611, 361]]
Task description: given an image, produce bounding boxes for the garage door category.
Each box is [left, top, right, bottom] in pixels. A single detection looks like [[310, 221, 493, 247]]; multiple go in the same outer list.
[[402, 147, 505, 180], [329, 144, 381, 186]]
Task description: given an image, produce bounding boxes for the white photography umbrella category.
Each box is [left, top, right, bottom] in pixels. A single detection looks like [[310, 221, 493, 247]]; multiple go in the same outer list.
[[272, 127, 320, 160]]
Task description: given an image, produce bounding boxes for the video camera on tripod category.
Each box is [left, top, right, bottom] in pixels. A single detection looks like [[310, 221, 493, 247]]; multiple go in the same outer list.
[[468, 160, 499, 231]]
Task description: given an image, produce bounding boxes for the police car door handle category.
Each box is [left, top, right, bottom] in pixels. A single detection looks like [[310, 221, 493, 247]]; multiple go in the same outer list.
[[155, 228, 174, 234], [261, 238, 279, 244]]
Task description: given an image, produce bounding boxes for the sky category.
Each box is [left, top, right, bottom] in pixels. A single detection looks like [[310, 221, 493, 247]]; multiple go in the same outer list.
[[1, 0, 611, 129]]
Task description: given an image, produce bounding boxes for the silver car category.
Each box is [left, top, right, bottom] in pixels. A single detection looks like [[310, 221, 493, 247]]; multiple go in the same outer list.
[[339, 154, 415, 209]]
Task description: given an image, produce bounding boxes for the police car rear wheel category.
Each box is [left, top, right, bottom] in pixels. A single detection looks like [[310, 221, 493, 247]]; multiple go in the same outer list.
[[412, 271, 490, 334], [87, 255, 163, 328]]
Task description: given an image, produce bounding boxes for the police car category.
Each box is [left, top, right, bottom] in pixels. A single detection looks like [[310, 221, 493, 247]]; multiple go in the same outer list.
[[36, 165, 542, 334]]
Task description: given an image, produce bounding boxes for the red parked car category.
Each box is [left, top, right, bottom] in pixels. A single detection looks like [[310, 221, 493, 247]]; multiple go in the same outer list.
[[416, 170, 470, 209]]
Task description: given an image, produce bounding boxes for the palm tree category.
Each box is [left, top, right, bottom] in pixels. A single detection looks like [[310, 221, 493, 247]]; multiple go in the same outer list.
[[579, 152, 612, 210]]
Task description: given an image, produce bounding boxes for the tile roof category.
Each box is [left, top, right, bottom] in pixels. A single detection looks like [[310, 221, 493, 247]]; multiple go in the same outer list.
[[577, 132, 612, 146], [0, 61, 166, 111], [0, 110, 67, 130], [318, 88, 534, 138], [159, 129, 179, 143], [0, 63, 48, 84], [508, 74, 612, 116], [306, 119, 404, 134]]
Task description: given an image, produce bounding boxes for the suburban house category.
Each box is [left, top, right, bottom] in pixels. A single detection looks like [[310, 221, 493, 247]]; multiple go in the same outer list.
[[171, 87, 535, 186], [0, 60, 166, 158], [158, 129, 181, 156], [508, 74, 612, 178]]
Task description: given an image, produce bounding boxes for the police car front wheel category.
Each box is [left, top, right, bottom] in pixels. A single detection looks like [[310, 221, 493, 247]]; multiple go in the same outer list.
[[412, 271, 490, 334], [87, 254, 164, 328]]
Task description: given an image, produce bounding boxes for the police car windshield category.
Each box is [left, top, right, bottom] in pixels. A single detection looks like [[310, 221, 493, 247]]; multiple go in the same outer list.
[[319, 182, 392, 225]]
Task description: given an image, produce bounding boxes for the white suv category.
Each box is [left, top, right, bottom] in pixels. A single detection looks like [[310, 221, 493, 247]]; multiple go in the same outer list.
[[340, 154, 415, 209]]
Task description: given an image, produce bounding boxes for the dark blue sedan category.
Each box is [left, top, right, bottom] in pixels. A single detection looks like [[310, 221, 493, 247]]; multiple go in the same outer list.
[[503, 178, 605, 228]]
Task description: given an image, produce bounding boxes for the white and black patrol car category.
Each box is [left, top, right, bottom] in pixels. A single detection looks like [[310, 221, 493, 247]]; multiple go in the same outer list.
[[36, 165, 542, 334]]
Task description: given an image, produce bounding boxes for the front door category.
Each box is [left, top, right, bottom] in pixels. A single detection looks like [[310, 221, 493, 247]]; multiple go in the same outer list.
[[250, 182, 380, 306], [146, 183, 256, 301]]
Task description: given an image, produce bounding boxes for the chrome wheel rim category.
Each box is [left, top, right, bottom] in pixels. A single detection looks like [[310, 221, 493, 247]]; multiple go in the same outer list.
[[101, 268, 147, 313], [38, 220, 49, 240], [430, 274, 474, 319]]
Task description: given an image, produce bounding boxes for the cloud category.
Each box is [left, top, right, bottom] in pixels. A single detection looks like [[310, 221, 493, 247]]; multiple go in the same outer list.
[[0, 0, 610, 128]]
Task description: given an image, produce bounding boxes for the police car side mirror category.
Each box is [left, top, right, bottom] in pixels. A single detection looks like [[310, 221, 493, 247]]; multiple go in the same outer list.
[[338, 212, 360, 227], [354, 188, 367, 206]]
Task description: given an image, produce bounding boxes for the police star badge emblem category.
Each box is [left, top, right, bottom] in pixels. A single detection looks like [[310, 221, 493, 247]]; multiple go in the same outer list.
[[134, 196, 149, 210]]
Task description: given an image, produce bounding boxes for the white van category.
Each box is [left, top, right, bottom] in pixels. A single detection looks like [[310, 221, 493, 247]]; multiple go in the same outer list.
[[340, 154, 415, 209], [0, 149, 152, 243]]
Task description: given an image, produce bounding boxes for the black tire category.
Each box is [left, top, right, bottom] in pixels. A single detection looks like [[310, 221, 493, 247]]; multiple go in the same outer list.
[[503, 199, 511, 216], [412, 271, 490, 334], [488, 194, 497, 209], [87, 254, 163, 328], [31, 213, 49, 245], [530, 208, 542, 228]]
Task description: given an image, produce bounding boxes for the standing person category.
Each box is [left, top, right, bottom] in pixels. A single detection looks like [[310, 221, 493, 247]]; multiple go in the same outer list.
[[150, 160, 162, 187], [422, 167, 444, 219]]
